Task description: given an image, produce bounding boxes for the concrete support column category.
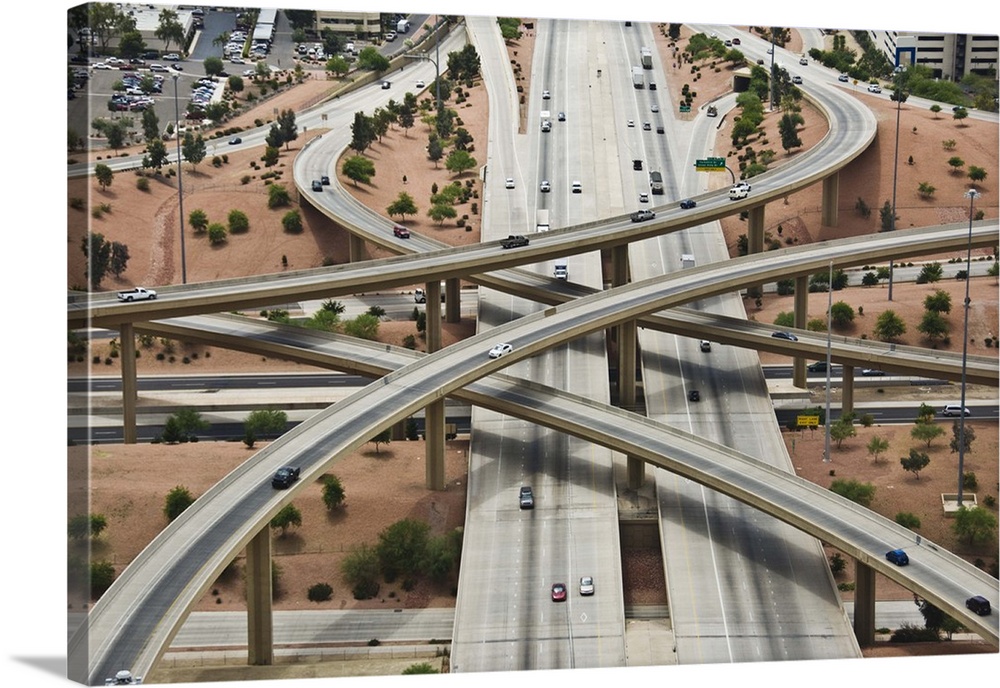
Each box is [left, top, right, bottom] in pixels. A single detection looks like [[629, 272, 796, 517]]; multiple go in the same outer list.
[[841, 365, 855, 417], [444, 277, 461, 323], [747, 205, 766, 297], [423, 281, 446, 491], [246, 528, 274, 665], [425, 399, 446, 491], [791, 276, 809, 388], [119, 323, 138, 444], [853, 560, 876, 647], [821, 172, 840, 227], [425, 281, 442, 353], [348, 233, 366, 263], [611, 245, 644, 489]]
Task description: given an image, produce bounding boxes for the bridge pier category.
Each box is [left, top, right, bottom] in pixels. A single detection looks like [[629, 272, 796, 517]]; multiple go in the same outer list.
[[423, 281, 447, 490], [611, 245, 644, 489], [747, 205, 766, 297], [246, 528, 274, 665], [790, 276, 808, 388], [854, 559, 877, 647], [842, 364, 855, 416], [120, 323, 138, 444], [348, 233, 366, 263], [821, 172, 840, 227], [444, 277, 461, 323]]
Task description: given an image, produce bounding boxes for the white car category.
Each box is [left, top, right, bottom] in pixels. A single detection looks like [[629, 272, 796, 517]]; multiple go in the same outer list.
[[867, 83, 882, 93], [639, 192, 649, 203], [792, 75, 802, 84], [539, 180, 551, 192], [488, 343, 513, 359], [542, 89, 550, 99], [415, 80, 425, 88], [579, 576, 595, 596], [626, 119, 634, 128], [799, 57, 808, 65], [505, 177, 515, 189], [838, 74, 850, 82]]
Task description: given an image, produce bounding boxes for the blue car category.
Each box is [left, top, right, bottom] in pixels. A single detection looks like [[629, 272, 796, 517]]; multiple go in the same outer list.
[[885, 549, 909, 566]]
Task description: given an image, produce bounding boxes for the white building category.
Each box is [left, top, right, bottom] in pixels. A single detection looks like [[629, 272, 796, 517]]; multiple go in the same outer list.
[[869, 29, 999, 81]]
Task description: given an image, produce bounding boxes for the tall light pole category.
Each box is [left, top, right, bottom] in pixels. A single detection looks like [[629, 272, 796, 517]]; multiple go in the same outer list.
[[823, 260, 833, 463], [887, 70, 907, 301], [956, 188, 979, 506], [172, 73, 188, 285]]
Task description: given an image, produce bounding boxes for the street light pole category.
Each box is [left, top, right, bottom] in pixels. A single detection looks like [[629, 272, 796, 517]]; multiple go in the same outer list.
[[823, 260, 833, 463], [172, 73, 188, 285], [956, 189, 979, 506]]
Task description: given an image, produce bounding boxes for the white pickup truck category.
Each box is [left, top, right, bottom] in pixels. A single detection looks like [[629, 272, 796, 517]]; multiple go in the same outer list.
[[116, 287, 157, 302]]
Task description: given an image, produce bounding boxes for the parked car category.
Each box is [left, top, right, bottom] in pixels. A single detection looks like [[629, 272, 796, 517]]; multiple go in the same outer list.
[[170, 64, 183, 71], [163, 53, 180, 61], [551, 583, 567, 602], [966, 595, 992, 616], [885, 549, 909, 566], [630, 209, 655, 222], [393, 225, 410, 238], [679, 199, 697, 209], [489, 342, 513, 358], [579, 576, 595, 596], [519, 486, 534, 509], [771, 331, 798, 341]]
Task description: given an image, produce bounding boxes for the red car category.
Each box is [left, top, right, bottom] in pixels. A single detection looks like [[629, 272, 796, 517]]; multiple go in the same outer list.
[[551, 583, 567, 602], [393, 225, 410, 239]]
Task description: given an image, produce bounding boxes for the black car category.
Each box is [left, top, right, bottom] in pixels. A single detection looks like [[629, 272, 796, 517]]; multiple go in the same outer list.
[[688, 390, 700, 402], [771, 331, 798, 341], [966, 595, 992, 616], [807, 361, 829, 373], [381, 80, 391, 89], [228, 137, 242, 145], [311, 180, 323, 192], [271, 466, 300, 489], [679, 199, 696, 209], [320, 175, 330, 185]]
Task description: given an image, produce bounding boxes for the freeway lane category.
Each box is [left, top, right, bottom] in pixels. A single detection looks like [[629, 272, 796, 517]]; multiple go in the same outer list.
[[73, 226, 1000, 685]]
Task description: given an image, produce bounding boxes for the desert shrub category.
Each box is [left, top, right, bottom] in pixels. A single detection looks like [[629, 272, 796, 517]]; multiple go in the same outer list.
[[890, 624, 939, 643], [307, 582, 333, 602], [136, 177, 150, 191], [963, 472, 977, 489], [895, 512, 921, 529]]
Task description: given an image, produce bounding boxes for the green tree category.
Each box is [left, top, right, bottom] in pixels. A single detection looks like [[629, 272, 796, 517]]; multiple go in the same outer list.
[[949, 421, 976, 454], [773, 311, 795, 327], [341, 543, 380, 599], [917, 310, 950, 341], [829, 417, 856, 449], [900, 448, 931, 479], [929, 104, 942, 118], [427, 136, 444, 167], [109, 241, 130, 278], [189, 209, 209, 233], [447, 43, 481, 82], [967, 165, 988, 186], [141, 108, 160, 142], [357, 45, 390, 71], [873, 310, 906, 342], [923, 289, 952, 313], [266, 124, 283, 150], [118, 30, 146, 59], [326, 55, 350, 78], [181, 132, 207, 169], [82, 232, 112, 289], [207, 223, 227, 245], [952, 505, 997, 546], [862, 271, 879, 287], [227, 75, 244, 94], [342, 155, 376, 186], [163, 485, 195, 521], [244, 409, 288, 446], [155, 8, 185, 53], [952, 107, 969, 125], [369, 427, 392, 454], [344, 313, 381, 340], [428, 203, 458, 225], [916, 262, 943, 283], [322, 474, 346, 510], [94, 163, 114, 191], [910, 422, 945, 448], [387, 192, 418, 221], [143, 137, 169, 170], [830, 301, 855, 327], [496, 17, 523, 43], [829, 479, 876, 507], [879, 200, 897, 231], [270, 503, 302, 536], [169, 408, 210, 439], [227, 209, 250, 234], [68, 513, 108, 540], [90, 560, 116, 599], [917, 182, 935, 199], [349, 111, 376, 153], [376, 518, 430, 581], [778, 112, 803, 152], [203, 56, 224, 76], [866, 435, 889, 463], [277, 109, 298, 150], [916, 403, 937, 423], [282, 210, 303, 233], [445, 149, 477, 176], [267, 184, 291, 208], [947, 156, 965, 174]]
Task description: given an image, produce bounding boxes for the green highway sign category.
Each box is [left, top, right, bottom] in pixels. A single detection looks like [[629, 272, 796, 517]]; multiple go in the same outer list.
[[695, 157, 726, 171]]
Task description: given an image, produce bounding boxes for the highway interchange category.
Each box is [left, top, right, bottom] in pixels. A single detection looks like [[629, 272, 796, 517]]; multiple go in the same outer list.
[[66, 13, 998, 687]]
